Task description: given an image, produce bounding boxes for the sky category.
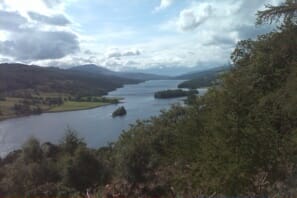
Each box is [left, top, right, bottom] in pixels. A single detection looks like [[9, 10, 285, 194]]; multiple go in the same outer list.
[[0, 0, 282, 72]]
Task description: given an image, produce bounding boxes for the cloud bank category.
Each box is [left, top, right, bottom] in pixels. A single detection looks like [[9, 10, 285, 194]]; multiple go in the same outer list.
[[0, 0, 283, 71], [0, 1, 79, 61], [28, 12, 70, 26]]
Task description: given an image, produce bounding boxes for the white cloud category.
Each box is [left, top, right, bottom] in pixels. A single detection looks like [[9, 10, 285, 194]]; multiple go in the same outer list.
[[0, 0, 80, 61], [0, 31, 9, 41], [0, 0, 284, 72], [152, 0, 279, 71], [2, 0, 49, 15], [177, 3, 213, 31], [105, 48, 141, 58], [155, 0, 173, 11]]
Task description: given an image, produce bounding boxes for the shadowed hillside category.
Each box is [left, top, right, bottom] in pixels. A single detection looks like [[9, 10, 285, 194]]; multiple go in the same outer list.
[[0, 63, 140, 97], [176, 66, 231, 89]]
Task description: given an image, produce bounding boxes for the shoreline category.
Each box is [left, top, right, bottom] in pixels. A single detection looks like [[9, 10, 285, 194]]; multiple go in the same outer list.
[[0, 101, 123, 122], [47, 102, 114, 113]]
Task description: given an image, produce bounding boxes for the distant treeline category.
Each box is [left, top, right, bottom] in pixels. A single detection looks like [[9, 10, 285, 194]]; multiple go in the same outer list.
[[9, 96, 119, 116]]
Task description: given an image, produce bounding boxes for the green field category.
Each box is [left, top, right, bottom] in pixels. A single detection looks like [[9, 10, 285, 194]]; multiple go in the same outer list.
[[0, 97, 27, 120], [48, 101, 109, 112], [0, 94, 119, 121]]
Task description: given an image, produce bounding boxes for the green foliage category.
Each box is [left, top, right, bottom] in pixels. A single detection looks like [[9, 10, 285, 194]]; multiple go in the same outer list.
[[0, 151, 60, 196], [114, 123, 154, 183], [61, 147, 106, 192], [154, 89, 198, 99], [178, 77, 216, 89], [0, 129, 111, 197], [59, 127, 86, 154], [111, 8, 297, 197], [22, 137, 43, 163], [113, 106, 188, 186]]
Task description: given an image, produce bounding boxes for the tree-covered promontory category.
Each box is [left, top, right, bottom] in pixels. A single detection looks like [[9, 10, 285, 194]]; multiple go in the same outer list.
[[154, 89, 198, 99]]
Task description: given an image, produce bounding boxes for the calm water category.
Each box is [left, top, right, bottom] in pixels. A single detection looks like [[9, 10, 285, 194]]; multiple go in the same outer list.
[[0, 80, 207, 156]]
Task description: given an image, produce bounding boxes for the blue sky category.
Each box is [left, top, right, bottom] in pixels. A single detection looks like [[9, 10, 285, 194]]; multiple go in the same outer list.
[[0, 0, 282, 73]]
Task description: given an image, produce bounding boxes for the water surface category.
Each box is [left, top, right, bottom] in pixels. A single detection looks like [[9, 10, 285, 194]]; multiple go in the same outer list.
[[0, 80, 207, 156]]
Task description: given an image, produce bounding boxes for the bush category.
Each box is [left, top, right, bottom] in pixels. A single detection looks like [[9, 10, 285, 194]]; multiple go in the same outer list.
[[61, 147, 106, 192]]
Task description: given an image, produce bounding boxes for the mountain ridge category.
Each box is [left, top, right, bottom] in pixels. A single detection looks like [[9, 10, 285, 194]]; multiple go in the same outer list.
[[0, 63, 140, 97], [69, 64, 170, 80], [175, 65, 231, 88]]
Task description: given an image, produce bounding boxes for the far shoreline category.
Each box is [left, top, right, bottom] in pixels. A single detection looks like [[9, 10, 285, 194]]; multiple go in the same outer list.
[[0, 100, 124, 122]]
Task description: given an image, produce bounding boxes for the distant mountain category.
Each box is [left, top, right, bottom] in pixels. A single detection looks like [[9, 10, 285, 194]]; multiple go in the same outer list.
[[121, 63, 228, 76], [0, 63, 140, 97], [176, 66, 231, 89], [70, 64, 115, 76], [118, 72, 170, 80], [176, 65, 230, 79], [70, 64, 170, 80], [122, 66, 197, 76]]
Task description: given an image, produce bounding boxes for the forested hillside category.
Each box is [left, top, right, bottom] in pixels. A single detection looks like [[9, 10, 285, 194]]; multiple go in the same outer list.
[[0, 63, 139, 120], [0, 1, 297, 197], [177, 66, 230, 89], [0, 63, 139, 97]]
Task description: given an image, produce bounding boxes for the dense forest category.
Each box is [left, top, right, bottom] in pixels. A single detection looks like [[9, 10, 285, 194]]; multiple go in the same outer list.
[[0, 1, 297, 197]]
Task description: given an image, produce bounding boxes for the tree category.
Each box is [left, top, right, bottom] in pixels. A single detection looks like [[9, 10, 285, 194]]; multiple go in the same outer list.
[[61, 147, 106, 192], [257, 0, 297, 24], [22, 137, 43, 163], [60, 127, 86, 154]]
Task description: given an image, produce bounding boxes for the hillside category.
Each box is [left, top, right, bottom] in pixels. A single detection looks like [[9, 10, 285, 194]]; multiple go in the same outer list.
[[69, 64, 112, 75], [0, 63, 140, 120], [176, 65, 230, 88], [0, 63, 140, 97], [70, 64, 169, 80]]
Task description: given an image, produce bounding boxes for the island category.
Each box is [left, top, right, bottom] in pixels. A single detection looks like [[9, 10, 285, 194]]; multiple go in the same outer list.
[[154, 89, 198, 99], [112, 106, 127, 117]]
